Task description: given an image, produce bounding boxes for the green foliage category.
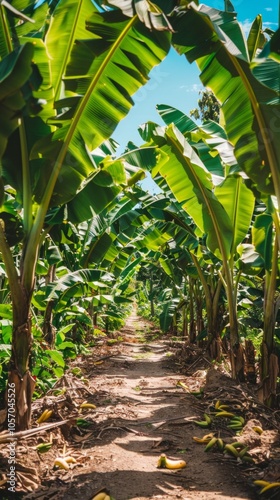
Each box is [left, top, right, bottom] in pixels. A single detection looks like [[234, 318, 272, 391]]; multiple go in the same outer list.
[[190, 90, 220, 123]]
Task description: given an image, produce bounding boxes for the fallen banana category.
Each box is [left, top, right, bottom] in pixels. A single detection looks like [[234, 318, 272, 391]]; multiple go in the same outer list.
[[230, 441, 246, 449], [214, 400, 221, 410], [252, 426, 263, 435], [204, 413, 212, 425], [231, 416, 245, 425], [192, 433, 214, 444], [241, 455, 255, 463], [238, 446, 249, 458], [54, 457, 70, 470], [36, 442, 52, 453], [176, 381, 189, 391], [157, 454, 186, 469], [204, 437, 217, 452], [224, 444, 239, 458], [216, 438, 224, 451], [91, 490, 111, 500], [193, 420, 211, 428], [63, 456, 77, 464], [253, 480, 270, 487], [215, 411, 235, 418], [259, 482, 280, 494], [37, 409, 53, 424], [80, 402, 96, 409]]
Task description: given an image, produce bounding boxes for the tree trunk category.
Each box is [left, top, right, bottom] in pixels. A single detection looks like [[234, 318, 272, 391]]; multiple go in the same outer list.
[[7, 302, 35, 431], [43, 264, 56, 347], [150, 276, 155, 317], [245, 339, 256, 384]]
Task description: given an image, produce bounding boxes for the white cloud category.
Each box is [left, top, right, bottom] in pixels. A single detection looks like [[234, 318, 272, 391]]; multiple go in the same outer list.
[[240, 19, 278, 37], [265, 8, 273, 11], [180, 83, 203, 93]]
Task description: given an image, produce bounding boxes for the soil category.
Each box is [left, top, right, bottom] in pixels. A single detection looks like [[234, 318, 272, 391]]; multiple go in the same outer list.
[[0, 309, 279, 500]]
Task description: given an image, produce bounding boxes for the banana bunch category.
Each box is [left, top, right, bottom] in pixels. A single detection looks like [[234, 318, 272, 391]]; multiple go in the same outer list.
[[36, 409, 53, 424], [193, 413, 212, 428], [157, 454, 187, 469], [192, 432, 224, 451], [224, 442, 254, 463], [254, 480, 280, 495], [227, 416, 245, 432]]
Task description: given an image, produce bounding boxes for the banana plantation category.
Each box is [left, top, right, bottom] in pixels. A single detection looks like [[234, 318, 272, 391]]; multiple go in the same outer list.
[[0, 0, 279, 498]]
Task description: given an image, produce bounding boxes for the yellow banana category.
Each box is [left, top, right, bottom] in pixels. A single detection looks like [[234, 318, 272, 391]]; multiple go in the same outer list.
[[91, 490, 110, 500], [215, 411, 235, 418], [260, 482, 280, 494], [64, 456, 77, 464], [37, 409, 53, 424], [157, 454, 187, 469], [54, 457, 70, 470], [224, 444, 239, 458], [192, 433, 214, 444], [204, 437, 217, 452], [176, 381, 189, 391], [252, 426, 263, 435], [217, 404, 230, 410], [80, 402, 96, 409], [253, 480, 270, 487], [91, 494, 109, 500], [214, 400, 220, 409]]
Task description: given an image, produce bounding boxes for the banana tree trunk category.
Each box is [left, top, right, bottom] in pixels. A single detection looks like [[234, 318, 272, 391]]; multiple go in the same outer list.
[[189, 278, 196, 343], [8, 290, 35, 431], [259, 235, 279, 406]]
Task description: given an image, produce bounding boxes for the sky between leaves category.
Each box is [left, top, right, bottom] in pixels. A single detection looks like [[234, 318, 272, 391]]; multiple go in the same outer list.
[[111, 0, 279, 193]]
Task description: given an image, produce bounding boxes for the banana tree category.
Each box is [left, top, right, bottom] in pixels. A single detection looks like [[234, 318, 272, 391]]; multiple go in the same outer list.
[[0, 0, 171, 429]]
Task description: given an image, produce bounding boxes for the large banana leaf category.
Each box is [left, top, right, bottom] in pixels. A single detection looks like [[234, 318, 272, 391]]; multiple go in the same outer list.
[[214, 174, 255, 255], [29, 7, 170, 211], [171, 4, 280, 199], [0, 43, 42, 160], [149, 123, 233, 259]]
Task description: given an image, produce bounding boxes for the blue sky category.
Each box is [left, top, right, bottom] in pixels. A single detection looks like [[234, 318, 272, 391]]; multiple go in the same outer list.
[[112, 0, 279, 177]]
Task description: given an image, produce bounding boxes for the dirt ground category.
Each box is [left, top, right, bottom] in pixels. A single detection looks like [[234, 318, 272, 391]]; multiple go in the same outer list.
[[0, 309, 280, 500]]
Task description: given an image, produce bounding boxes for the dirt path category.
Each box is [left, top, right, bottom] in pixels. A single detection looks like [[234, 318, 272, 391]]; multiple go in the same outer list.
[[60, 311, 258, 500], [3, 310, 278, 499]]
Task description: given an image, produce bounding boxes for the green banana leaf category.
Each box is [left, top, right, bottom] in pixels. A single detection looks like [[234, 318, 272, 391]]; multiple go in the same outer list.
[[214, 174, 255, 255], [149, 123, 233, 259], [252, 212, 274, 271], [0, 43, 42, 160], [171, 4, 280, 198]]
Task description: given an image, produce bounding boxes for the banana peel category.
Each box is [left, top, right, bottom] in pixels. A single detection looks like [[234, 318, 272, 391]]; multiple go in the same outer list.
[[192, 433, 214, 444], [157, 454, 186, 469]]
